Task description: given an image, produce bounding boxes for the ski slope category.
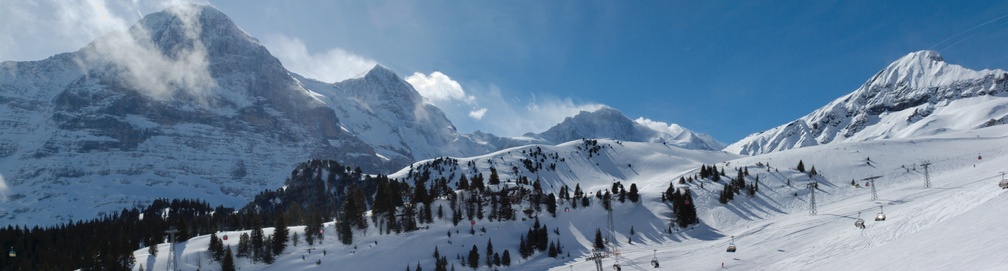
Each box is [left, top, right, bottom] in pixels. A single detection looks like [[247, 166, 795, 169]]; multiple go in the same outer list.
[[133, 125, 1008, 270]]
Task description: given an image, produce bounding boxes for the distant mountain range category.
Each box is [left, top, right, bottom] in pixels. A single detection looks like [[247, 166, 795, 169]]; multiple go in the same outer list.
[[3, 4, 1006, 226], [726, 50, 1008, 155], [0, 5, 715, 226]]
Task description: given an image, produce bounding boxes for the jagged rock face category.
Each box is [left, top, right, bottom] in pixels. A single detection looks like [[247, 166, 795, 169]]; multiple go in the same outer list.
[[726, 50, 1008, 155], [527, 107, 724, 150], [0, 5, 385, 226], [295, 67, 506, 165]]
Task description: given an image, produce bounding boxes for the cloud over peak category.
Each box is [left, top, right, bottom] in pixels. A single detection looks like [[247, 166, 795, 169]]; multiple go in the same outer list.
[[262, 35, 377, 83], [406, 71, 487, 120]]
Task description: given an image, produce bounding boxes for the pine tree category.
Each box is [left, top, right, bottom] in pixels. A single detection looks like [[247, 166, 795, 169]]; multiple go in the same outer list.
[[797, 160, 806, 172], [251, 218, 265, 262], [489, 167, 500, 185], [502, 250, 512, 266], [339, 220, 354, 245], [593, 229, 604, 249], [273, 212, 289, 256], [809, 166, 818, 176], [676, 190, 699, 228], [485, 239, 494, 267], [209, 232, 224, 261], [148, 237, 158, 256], [221, 245, 236, 271], [546, 194, 557, 217], [628, 183, 639, 203], [236, 233, 251, 258], [467, 245, 480, 269]]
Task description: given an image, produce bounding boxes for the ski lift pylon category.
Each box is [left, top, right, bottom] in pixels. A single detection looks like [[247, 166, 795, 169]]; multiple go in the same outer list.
[[875, 206, 886, 221], [726, 235, 737, 253]]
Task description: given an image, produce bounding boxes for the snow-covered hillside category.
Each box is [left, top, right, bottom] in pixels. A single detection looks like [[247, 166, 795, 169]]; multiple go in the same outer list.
[[727, 50, 1008, 155], [137, 124, 1008, 270]]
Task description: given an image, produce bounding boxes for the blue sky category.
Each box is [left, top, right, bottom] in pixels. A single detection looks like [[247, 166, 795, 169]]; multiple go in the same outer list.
[[2, 1, 1007, 143]]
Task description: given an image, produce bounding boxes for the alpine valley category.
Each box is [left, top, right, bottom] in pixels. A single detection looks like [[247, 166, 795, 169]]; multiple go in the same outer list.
[[1, 4, 1007, 271]]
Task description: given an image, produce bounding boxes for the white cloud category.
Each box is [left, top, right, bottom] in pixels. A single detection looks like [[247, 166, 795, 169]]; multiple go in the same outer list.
[[406, 71, 475, 103], [468, 108, 488, 120], [406, 71, 488, 120], [635, 117, 686, 135], [75, 3, 218, 102], [520, 96, 606, 133], [0, 1, 219, 101], [262, 35, 377, 83]]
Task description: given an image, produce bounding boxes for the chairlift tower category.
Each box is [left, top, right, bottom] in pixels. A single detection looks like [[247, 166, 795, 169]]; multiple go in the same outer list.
[[165, 228, 179, 271], [921, 162, 932, 188], [863, 176, 882, 201], [605, 190, 621, 269], [807, 180, 817, 216]]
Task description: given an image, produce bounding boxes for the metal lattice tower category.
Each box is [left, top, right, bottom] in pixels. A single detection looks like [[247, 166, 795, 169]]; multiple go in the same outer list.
[[921, 162, 932, 188], [605, 192, 620, 267], [807, 181, 817, 215], [165, 228, 179, 271], [863, 176, 882, 201]]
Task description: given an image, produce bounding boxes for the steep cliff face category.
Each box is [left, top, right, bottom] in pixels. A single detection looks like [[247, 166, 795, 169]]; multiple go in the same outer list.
[[727, 50, 1008, 155], [294, 66, 504, 166], [0, 5, 385, 225]]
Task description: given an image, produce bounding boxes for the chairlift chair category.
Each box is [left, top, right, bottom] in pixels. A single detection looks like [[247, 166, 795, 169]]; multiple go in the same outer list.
[[651, 249, 660, 268], [875, 206, 886, 221], [855, 212, 865, 229], [726, 235, 737, 253], [8, 247, 14, 258], [999, 173, 1008, 189]]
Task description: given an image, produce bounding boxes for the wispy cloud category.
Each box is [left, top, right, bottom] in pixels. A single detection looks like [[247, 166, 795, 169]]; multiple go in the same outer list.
[[453, 82, 605, 136], [635, 117, 686, 136], [0, 1, 219, 101], [262, 35, 377, 83], [78, 4, 218, 101], [406, 71, 488, 120]]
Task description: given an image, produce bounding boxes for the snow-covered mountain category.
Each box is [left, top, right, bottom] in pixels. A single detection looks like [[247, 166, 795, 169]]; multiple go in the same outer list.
[[0, 5, 390, 226], [527, 107, 726, 150], [293, 68, 517, 165], [726, 50, 1008, 155], [0, 5, 726, 227], [137, 123, 1008, 271]]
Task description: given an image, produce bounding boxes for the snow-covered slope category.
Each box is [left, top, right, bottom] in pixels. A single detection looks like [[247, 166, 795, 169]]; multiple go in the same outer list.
[[137, 124, 1008, 271], [528, 107, 725, 150], [0, 5, 385, 226], [726, 50, 1008, 155]]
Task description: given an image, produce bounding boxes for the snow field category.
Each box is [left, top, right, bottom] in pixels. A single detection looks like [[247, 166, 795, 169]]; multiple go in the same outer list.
[[135, 125, 1008, 270]]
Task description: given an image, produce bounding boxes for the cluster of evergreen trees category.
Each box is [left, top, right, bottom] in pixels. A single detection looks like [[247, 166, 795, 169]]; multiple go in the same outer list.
[[663, 184, 699, 228], [718, 167, 760, 203], [0, 198, 249, 270]]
